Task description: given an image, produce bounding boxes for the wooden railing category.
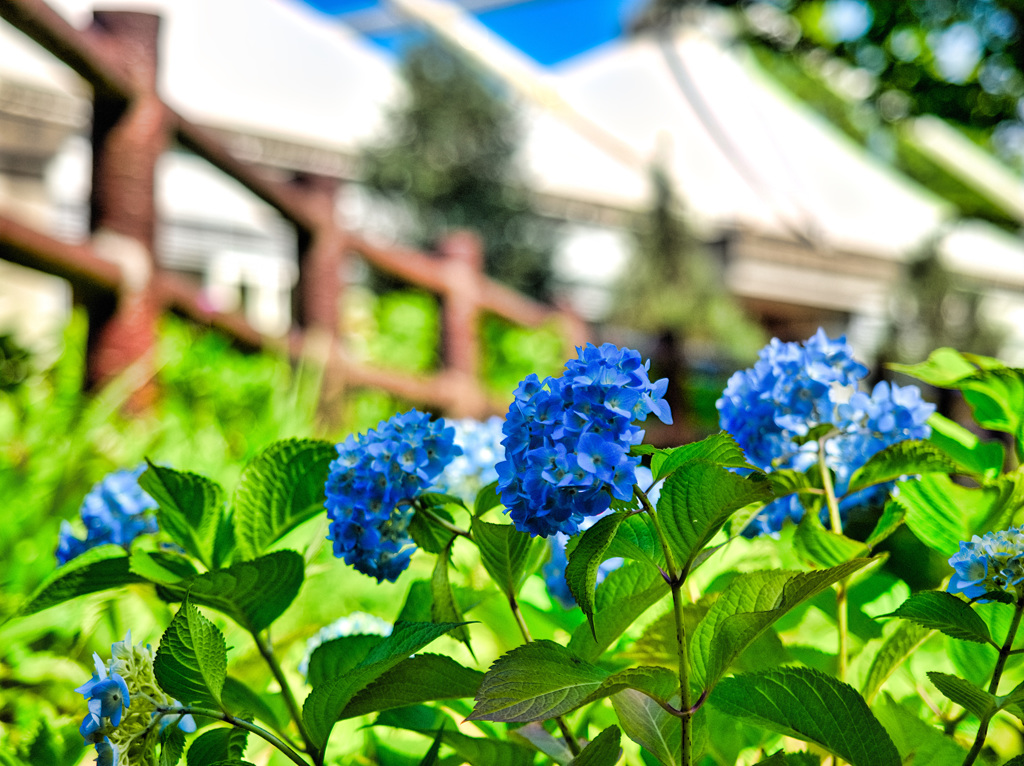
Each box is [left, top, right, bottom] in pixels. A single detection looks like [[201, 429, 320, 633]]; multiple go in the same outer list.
[[0, 0, 586, 417]]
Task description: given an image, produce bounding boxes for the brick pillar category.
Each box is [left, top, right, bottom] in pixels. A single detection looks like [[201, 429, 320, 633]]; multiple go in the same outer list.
[[439, 230, 487, 418], [85, 11, 167, 407]]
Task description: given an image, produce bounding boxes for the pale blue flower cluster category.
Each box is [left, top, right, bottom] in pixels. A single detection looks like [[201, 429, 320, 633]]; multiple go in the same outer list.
[[325, 410, 461, 582], [496, 343, 672, 538], [439, 416, 504, 502], [76, 632, 195, 766], [77, 654, 130, 765], [717, 329, 934, 536], [948, 527, 1024, 602], [57, 465, 158, 565], [299, 612, 394, 678]]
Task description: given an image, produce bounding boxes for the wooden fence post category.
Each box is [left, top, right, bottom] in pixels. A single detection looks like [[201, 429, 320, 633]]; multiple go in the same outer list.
[[438, 230, 487, 419], [84, 10, 167, 406]]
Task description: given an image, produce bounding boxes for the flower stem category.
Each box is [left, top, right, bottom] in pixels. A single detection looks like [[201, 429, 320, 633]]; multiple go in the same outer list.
[[508, 593, 581, 757], [638, 484, 692, 766], [963, 595, 1024, 766], [416, 502, 473, 539], [157, 706, 309, 766], [818, 439, 849, 682], [252, 630, 320, 764]]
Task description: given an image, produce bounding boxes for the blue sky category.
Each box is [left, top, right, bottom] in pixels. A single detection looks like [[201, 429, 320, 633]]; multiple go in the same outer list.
[[294, 0, 647, 65]]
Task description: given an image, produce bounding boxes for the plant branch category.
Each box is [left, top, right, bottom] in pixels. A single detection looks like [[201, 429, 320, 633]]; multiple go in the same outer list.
[[416, 501, 474, 539], [963, 595, 1024, 766], [818, 439, 849, 683], [252, 630, 320, 763], [507, 591, 581, 756], [157, 706, 309, 766]]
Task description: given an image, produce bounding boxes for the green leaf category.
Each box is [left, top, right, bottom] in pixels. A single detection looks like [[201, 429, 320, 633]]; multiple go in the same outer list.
[[959, 369, 1024, 441], [652, 432, 756, 480], [928, 413, 1005, 480], [1002, 757, 1024, 766], [611, 688, 680, 766], [25, 721, 59, 766], [397, 579, 434, 623], [431, 544, 472, 654], [374, 706, 535, 766], [895, 475, 1011, 556], [474, 480, 502, 517], [472, 518, 534, 597], [16, 545, 146, 616], [221, 677, 284, 729], [864, 501, 905, 551], [130, 549, 199, 585], [417, 726, 445, 766], [154, 598, 228, 707], [873, 696, 966, 766], [583, 666, 679, 708], [409, 507, 457, 554], [711, 667, 900, 766], [861, 621, 933, 703], [889, 591, 992, 645], [567, 563, 668, 663], [161, 726, 186, 766], [568, 725, 621, 766], [306, 634, 383, 687], [302, 621, 465, 750], [186, 727, 248, 766], [691, 560, 874, 693], [657, 462, 773, 579], [928, 672, 998, 719], [792, 423, 837, 447], [888, 347, 979, 387], [754, 754, 821, 766], [469, 640, 610, 722], [604, 513, 663, 569], [566, 512, 630, 635], [162, 550, 304, 634], [793, 511, 867, 568], [231, 438, 335, 561], [140, 461, 226, 569], [846, 441, 960, 495], [341, 653, 483, 718], [510, 722, 574, 764]]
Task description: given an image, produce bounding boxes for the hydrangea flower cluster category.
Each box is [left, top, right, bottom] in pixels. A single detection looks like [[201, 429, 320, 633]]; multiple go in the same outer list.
[[717, 329, 934, 536], [496, 343, 672, 538], [325, 410, 461, 582], [76, 632, 195, 766], [299, 612, 394, 678], [57, 465, 158, 565], [437, 416, 504, 502], [948, 527, 1024, 602]]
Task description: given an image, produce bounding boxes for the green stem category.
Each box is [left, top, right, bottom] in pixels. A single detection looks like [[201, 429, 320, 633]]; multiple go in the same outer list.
[[638, 484, 692, 766], [253, 630, 320, 764], [818, 439, 849, 683], [417, 503, 473, 539], [157, 706, 309, 766], [508, 593, 581, 757], [671, 582, 692, 766], [963, 595, 1024, 766]]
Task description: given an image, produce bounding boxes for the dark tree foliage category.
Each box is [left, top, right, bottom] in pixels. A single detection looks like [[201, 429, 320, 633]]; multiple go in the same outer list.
[[616, 166, 765, 361], [641, 0, 1024, 169], [361, 39, 554, 298]]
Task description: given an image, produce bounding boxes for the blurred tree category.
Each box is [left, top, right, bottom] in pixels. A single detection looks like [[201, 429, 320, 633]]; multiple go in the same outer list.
[[617, 166, 766, 360], [639, 0, 1024, 164], [362, 39, 555, 298], [633, 1, 1024, 228]]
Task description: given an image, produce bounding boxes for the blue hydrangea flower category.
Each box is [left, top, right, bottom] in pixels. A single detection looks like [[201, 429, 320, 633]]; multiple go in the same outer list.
[[57, 465, 158, 565], [437, 416, 504, 502], [497, 344, 672, 538], [948, 527, 1024, 601], [299, 612, 394, 678], [325, 410, 461, 582], [76, 653, 130, 737], [717, 329, 934, 536]]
